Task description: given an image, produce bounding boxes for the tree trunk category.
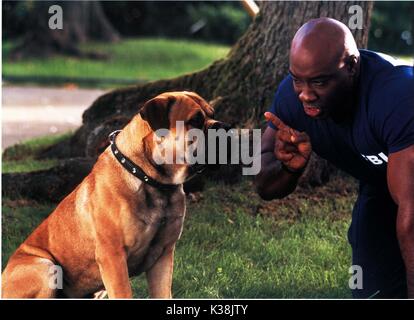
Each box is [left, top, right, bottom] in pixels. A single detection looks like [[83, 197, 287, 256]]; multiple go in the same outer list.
[[10, 1, 120, 60], [4, 1, 374, 201], [2, 158, 95, 203], [64, 1, 120, 43]]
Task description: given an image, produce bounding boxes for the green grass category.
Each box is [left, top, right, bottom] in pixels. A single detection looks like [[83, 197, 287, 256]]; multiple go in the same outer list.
[[3, 38, 230, 82], [2, 202, 53, 268], [132, 178, 355, 298], [2, 177, 356, 298], [2, 132, 71, 173], [2, 159, 58, 174]]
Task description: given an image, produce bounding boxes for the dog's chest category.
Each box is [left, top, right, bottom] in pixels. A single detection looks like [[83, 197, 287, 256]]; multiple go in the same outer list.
[[124, 187, 186, 266]]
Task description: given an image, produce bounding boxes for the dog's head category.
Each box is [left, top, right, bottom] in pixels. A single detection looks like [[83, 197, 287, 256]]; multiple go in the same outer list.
[[138, 91, 230, 184]]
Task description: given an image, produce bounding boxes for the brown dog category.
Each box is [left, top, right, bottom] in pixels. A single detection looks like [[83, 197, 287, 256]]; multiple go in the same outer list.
[[2, 91, 228, 298]]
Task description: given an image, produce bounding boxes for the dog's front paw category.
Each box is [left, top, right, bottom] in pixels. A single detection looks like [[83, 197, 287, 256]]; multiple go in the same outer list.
[[93, 289, 108, 299]]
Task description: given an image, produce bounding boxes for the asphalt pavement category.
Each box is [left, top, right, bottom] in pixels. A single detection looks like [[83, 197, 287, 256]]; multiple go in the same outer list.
[[2, 85, 106, 150]]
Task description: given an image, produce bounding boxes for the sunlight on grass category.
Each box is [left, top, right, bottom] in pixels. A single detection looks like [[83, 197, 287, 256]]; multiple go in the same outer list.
[[2, 159, 58, 174], [2, 132, 71, 172], [2, 132, 71, 160], [3, 38, 230, 82]]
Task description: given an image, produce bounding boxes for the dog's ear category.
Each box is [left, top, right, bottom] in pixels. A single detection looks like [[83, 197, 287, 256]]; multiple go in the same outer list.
[[139, 95, 175, 131], [183, 91, 214, 117]]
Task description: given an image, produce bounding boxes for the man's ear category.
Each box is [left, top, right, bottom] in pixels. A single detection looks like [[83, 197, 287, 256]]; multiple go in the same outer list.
[[346, 55, 359, 75], [139, 95, 175, 131]]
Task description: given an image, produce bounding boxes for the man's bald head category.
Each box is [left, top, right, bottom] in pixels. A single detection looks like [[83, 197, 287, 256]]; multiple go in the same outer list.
[[288, 18, 361, 121], [290, 18, 359, 71]]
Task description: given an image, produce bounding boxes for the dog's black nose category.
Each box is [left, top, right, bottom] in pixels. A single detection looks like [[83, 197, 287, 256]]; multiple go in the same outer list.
[[208, 121, 232, 131]]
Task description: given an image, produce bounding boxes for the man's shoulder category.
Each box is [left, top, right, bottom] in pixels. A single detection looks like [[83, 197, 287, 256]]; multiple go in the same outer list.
[[358, 51, 414, 153], [360, 49, 412, 67], [360, 49, 413, 92], [360, 50, 413, 115]]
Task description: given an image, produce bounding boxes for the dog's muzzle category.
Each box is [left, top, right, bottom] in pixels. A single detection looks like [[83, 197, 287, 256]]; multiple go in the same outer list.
[[206, 121, 232, 131], [188, 121, 232, 176], [206, 121, 233, 170]]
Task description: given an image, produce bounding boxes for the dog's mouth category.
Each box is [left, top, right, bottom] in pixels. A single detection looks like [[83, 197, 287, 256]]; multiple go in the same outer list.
[[206, 121, 232, 170], [188, 163, 207, 176], [186, 121, 232, 177]]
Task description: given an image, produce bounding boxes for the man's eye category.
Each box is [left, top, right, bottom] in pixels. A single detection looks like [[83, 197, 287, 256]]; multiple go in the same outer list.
[[312, 79, 328, 87], [292, 78, 302, 85]]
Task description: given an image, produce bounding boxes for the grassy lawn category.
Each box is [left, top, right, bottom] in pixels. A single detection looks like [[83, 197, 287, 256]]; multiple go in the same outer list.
[[143, 177, 355, 298], [3, 39, 410, 85], [2, 135, 357, 298], [2, 132, 72, 173], [3, 38, 230, 83], [1, 178, 355, 298]]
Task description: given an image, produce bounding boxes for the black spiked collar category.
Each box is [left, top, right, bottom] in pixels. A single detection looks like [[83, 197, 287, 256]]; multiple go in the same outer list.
[[109, 130, 178, 191]]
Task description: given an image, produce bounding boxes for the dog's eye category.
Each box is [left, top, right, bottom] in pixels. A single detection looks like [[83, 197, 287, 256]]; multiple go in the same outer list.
[[187, 111, 204, 129]]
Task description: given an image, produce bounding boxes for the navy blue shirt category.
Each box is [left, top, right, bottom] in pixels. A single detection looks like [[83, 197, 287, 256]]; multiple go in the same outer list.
[[268, 50, 414, 186]]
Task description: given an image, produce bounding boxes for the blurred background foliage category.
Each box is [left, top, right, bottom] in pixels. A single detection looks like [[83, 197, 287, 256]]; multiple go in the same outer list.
[[3, 1, 411, 55], [2, 1, 251, 45], [368, 1, 413, 55]]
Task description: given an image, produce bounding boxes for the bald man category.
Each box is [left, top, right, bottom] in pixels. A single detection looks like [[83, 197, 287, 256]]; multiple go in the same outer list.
[[255, 18, 414, 299]]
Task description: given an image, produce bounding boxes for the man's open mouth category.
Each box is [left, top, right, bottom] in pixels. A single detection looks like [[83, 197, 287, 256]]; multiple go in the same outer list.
[[303, 105, 322, 118]]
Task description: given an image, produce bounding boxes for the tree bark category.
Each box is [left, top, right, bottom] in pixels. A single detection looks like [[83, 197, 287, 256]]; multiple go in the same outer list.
[[9, 1, 120, 60], [2, 158, 94, 203], [5, 1, 374, 201]]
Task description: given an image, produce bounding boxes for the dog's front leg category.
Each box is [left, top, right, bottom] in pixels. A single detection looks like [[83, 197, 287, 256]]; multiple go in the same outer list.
[[146, 244, 175, 298], [96, 248, 132, 299]]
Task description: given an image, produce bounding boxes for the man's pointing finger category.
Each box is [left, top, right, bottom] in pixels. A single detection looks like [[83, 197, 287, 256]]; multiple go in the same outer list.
[[264, 112, 288, 130]]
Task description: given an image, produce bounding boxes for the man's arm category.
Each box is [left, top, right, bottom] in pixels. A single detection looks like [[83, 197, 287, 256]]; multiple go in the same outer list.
[[387, 144, 414, 298], [254, 127, 302, 200], [254, 112, 312, 200]]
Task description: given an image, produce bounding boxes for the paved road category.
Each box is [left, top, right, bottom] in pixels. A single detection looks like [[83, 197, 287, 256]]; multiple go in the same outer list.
[[2, 86, 107, 150]]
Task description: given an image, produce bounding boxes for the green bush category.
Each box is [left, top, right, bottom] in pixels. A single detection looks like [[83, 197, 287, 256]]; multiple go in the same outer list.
[[187, 3, 250, 44], [368, 2, 413, 55]]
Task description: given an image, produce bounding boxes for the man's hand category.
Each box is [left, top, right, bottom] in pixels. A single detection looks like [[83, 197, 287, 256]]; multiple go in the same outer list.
[[264, 112, 312, 172]]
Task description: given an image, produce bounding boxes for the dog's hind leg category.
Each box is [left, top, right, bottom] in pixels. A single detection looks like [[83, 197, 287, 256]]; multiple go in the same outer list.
[[2, 255, 58, 298]]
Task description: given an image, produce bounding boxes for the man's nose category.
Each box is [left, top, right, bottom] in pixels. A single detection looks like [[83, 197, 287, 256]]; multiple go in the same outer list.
[[298, 85, 317, 103]]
